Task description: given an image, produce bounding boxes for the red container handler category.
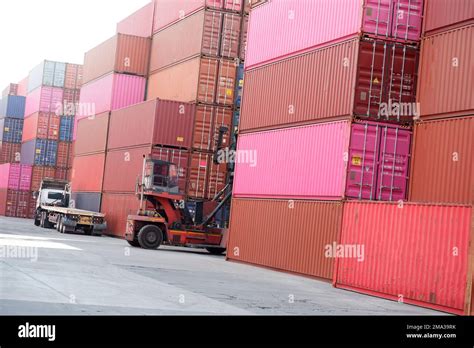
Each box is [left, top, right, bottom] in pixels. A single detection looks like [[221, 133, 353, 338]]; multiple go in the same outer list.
[[334, 201, 474, 315]]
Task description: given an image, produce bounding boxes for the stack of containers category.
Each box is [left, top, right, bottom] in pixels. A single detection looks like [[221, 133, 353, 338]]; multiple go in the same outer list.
[[21, 60, 82, 192], [0, 84, 26, 164], [146, 0, 248, 203], [333, 1, 474, 315], [228, 0, 423, 280], [0, 164, 34, 218]]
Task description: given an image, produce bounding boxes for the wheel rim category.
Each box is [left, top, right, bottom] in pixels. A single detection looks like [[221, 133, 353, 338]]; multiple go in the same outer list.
[[146, 231, 157, 244]]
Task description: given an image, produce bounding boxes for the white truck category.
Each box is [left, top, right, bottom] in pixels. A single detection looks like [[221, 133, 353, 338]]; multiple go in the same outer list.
[[33, 179, 107, 236]]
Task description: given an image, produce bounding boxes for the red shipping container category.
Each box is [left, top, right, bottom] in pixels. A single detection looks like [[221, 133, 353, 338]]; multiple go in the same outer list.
[[409, 116, 474, 205], [0, 142, 21, 164], [417, 24, 473, 120], [240, 36, 419, 132], [56, 142, 74, 168], [71, 154, 106, 193], [334, 201, 473, 315], [83, 34, 151, 85], [193, 105, 232, 152], [62, 89, 81, 116], [423, 0, 474, 34], [147, 57, 237, 106], [55, 168, 69, 183], [228, 199, 343, 280], [0, 189, 34, 218], [22, 112, 60, 142], [101, 192, 139, 238], [64, 64, 83, 90], [154, 147, 190, 193], [75, 112, 110, 156], [239, 15, 249, 61], [117, 2, 154, 38], [31, 166, 56, 192], [107, 100, 196, 151]]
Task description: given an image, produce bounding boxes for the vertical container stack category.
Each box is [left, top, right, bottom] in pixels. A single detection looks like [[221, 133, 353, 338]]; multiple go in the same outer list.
[[21, 60, 82, 194], [334, 2, 474, 315], [228, 0, 424, 280], [0, 83, 26, 164]]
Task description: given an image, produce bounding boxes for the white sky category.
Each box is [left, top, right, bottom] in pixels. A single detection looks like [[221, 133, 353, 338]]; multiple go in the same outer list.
[[0, 0, 151, 89]]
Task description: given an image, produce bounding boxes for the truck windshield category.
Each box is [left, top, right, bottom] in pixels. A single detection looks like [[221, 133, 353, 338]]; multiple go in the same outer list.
[[48, 193, 64, 200]]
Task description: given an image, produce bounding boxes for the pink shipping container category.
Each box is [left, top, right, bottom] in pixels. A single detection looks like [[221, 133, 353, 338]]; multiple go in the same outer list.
[[77, 72, 146, 122], [153, 0, 243, 33], [117, 2, 155, 37], [0, 164, 32, 191], [245, 0, 423, 70], [24, 86, 64, 117], [423, 0, 474, 34], [334, 201, 474, 315], [233, 120, 411, 201], [17, 77, 29, 97]]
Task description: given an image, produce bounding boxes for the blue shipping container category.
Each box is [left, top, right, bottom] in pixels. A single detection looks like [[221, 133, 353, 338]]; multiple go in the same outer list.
[[234, 64, 244, 108], [59, 116, 74, 142], [0, 95, 26, 118], [21, 139, 58, 166], [0, 118, 24, 143]]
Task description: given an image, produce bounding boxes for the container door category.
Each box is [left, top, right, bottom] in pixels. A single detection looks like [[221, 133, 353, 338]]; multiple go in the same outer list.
[[362, 0, 392, 38], [376, 126, 411, 201], [390, 0, 423, 42], [345, 122, 380, 200]]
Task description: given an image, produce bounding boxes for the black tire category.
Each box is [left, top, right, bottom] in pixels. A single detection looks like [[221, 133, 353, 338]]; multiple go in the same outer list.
[[127, 240, 140, 247], [56, 216, 62, 231], [137, 225, 163, 249], [34, 215, 41, 226], [40, 211, 46, 228], [60, 223, 67, 234], [84, 227, 93, 236], [206, 247, 226, 255]]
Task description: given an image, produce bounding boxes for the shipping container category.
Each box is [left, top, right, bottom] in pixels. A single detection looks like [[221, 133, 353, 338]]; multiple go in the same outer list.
[[71, 153, 106, 193], [193, 105, 233, 152], [0, 164, 32, 191], [64, 63, 83, 90], [74, 112, 110, 155], [83, 34, 151, 85], [61, 89, 81, 116], [417, 24, 473, 119], [21, 139, 58, 167], [240, 37, 418, 132], [59, 116, 74, 142], [0, 95, 26, 118], [245, 0, 423, 70], [2, 83, 18, 97], [409, 116, 473, 205], [24, 86, 63, 117], [117, 2, 154, 37], [0, 142, 21, 164], [55, 167, 70, 183], [30, 166, 56, 191], [71, 192, 102, 213], [28, 60, 66, 92], [423, 0, 474, 35], [107, 99, 196, 150], [334, 201, 473, 315], [0, 189, 35, 218], [153, 147, 190, 193], [17, 77, 29, 97], [78, 73, 146, 118], [56, 142, 74, 168], [234, 64, 244, 108], [239, 15, 248, 61], [152, 0, 244, 33], [228, 198, 343, 280], [22, 112, 60, 142], [151, 8, 242, 69], [233, 120, 411, 201], [147, 56, 237, 106], [101, 192, 138, 237], [0, 118, 24, 143]]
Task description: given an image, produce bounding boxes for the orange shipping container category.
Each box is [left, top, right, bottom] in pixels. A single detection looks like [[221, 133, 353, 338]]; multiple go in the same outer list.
[[83, 34, 151, 85], [147, 57, 237, 106], [418, 24, 474, 120], [409, 116, 474, 205], [101, 192, 138, 238], [71, 153, 106, 193], [56, 142, 74, 168], [22, 112, 60, 142], [227, 199, 343, 280], [74, 112, 110, 156], [31, 166, 56, 191]]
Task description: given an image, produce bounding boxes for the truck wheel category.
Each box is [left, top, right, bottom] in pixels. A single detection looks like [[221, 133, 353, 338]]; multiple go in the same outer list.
[[127, 240, 140, 247], [40, 212, 46, 228], [206, 247, 226, 255], [137, 225, 163, 249], [56, 216, 62, 231], [34, 215, 41, 226], [84, 227, 93, 236]]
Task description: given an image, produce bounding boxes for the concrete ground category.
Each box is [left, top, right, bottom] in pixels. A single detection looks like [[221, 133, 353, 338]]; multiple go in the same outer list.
[[0, 216, 442, 315]]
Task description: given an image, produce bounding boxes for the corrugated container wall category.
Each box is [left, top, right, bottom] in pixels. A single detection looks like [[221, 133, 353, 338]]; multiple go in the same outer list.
[[409, 116, 474, 204], [240, 37, 418, 132], [82, 34, 151, 85], [75, 112, 110, 156], [117, 2, 155, 38], [24, 87, 63, 117], [101, 193, 139, 237], [0, 118, 24, 143], [334, 201, 473, 315], [71, 192, 102, 213], [71, 154, 106, 193], [0, 96, 26, 118], [228, 199, 343, 280], [22, 113, 60, 142], [0, 164, 32, 191], [0, 143, 21, 164], [423, 0, 474, 34], [17, 77, 29, 97], [64, 64, 83, 90], [28, 61, 66, 92], [21, 140, 58, 167], [245, 0, 423, 69], [417, 24, 473, 119]]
